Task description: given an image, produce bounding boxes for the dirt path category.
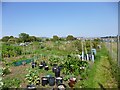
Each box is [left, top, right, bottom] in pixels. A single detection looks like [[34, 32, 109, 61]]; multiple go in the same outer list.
[[3, 64, 31, 87]]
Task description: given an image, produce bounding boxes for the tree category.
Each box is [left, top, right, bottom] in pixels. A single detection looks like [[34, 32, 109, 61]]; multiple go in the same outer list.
[[8, 38, 16, 44], [19, 33, 29, 42], [66, 35, 75, 41], [52, 35, 59, 41], [29, 36, 37, 42], [1, 36, 10, 42]]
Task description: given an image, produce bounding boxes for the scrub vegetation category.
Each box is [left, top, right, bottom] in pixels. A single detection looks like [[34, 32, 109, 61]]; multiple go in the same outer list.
[[0, 33, 118, 89]]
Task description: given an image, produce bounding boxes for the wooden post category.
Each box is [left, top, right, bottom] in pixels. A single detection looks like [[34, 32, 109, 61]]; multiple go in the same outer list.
[[118, 2, 120, 88]]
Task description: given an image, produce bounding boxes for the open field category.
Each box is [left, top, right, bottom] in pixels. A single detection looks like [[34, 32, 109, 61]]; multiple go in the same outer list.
[[1, 38, 119, 89]]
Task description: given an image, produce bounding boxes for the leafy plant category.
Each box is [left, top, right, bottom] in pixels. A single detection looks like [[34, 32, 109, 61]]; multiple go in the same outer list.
[[2, 78, 21, 88], [25, 68, 40, 85]]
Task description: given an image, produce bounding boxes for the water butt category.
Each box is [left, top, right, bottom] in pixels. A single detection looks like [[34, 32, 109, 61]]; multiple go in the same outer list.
[[48, 77, 55, 86], [27, 85, 36, 90], [41, 77, 48, 86], [56, 77, 63, 85], [55, 69, 60, 77]]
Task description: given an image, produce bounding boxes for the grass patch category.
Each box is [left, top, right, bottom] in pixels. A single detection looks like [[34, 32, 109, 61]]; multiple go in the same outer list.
[[76, 45, 118, 88]]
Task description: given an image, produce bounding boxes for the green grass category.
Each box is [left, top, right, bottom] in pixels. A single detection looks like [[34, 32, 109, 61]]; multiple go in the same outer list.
[[75, 45, 118, 88]]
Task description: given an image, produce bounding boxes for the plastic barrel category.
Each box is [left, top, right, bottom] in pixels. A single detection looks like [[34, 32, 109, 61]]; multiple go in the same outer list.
[[55, 69, 60, 77], [48, 77, 55, 86]]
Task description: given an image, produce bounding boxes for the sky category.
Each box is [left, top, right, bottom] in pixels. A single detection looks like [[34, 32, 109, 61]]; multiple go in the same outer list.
[[2, 2, 118, 38]]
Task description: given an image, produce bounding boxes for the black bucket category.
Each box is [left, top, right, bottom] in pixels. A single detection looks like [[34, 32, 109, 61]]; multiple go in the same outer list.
[[56, 77, 63, 85], [48, 77, 55, 86], [55, 69, 60, 77], [44, 66, 49, 71], [32, 64, 35, 68], [39, 64, 43, 69], [42, 77, 48, 86]]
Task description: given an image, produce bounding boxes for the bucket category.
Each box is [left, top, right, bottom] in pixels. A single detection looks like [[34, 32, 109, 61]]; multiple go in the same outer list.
[[44, 66, 49, 71], [56, 77, 63, 85], [39, 64, 43, 69], [48, 77, 55, 86], [32, 64, 35, 68], [42, 77, 48, 86]]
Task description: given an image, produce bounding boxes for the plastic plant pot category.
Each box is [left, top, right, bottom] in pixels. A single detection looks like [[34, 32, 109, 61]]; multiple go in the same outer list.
[[48, 77, 55, 86], [32, 64, 35, 68], [56, 77, 63, 85], [42, 77, 48, 86], [27, 85, 36, 90], [68, 77, 76, 87], [39, 64, 43, 69], [57, 84, 66, 90], [55, 69, 60, 77], [44, 66, 49, 71]]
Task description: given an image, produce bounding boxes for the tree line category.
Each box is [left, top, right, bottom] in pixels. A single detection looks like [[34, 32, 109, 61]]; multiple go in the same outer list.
[[1, 33, 77, 43]]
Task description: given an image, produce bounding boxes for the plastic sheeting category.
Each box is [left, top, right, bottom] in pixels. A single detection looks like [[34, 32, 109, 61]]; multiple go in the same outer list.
[[13, 58, 34, 66]]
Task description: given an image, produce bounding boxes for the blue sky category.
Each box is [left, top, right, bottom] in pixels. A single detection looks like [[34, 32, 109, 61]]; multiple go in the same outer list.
[[2, 2, 118, 38]]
